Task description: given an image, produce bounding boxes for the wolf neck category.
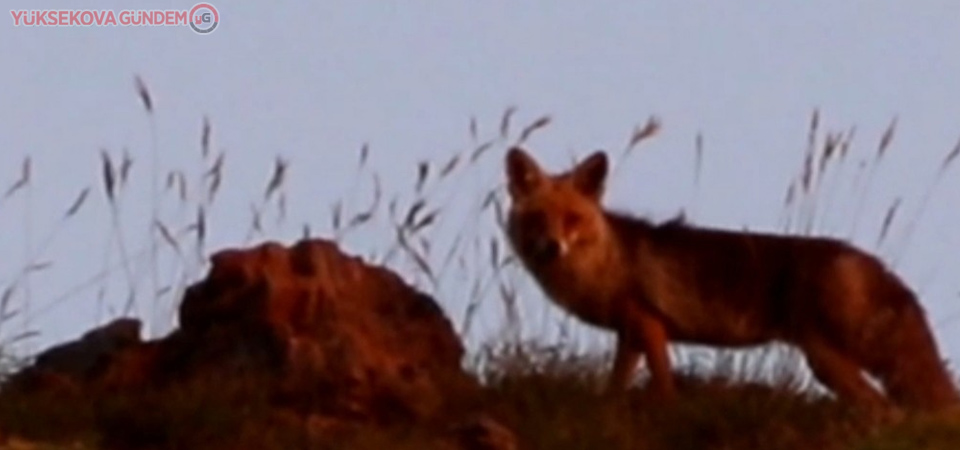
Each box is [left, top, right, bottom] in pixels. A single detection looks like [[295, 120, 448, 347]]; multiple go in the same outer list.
[[526, 211, 648, 326], [601, 210, 662, 259]]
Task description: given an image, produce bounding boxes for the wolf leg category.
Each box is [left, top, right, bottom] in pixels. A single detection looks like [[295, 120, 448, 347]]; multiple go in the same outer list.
[[606, 334, 642, 392], [800, 338, 889, 411], [861, 303, 960, 413], [622, 304, 675, 401]]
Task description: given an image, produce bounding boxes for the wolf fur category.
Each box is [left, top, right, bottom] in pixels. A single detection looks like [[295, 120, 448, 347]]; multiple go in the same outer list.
[[503, 147, 960, 414]]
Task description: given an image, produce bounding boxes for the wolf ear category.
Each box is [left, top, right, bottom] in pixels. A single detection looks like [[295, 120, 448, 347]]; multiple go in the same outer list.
[[571, 151, 608, 199], [506, 147, 544, 198]]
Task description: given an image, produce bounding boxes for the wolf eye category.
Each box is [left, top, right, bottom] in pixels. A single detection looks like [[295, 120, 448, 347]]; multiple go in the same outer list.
[[519, 211, 547, 230]]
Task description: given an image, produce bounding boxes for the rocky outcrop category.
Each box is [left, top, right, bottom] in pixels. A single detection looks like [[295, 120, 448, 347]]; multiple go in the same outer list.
[[0, 239, 515, 450], [2, 317, 142, 397]]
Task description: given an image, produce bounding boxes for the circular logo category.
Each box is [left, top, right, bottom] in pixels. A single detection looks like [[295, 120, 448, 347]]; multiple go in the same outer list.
[[189, 3, 218, 34]]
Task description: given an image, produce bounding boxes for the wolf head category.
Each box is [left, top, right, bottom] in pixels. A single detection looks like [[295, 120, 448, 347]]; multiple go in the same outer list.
[[504, 147, 612, 267]]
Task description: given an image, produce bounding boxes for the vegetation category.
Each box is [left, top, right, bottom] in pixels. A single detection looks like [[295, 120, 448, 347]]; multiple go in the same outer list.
[[1, 78, 960, 449]]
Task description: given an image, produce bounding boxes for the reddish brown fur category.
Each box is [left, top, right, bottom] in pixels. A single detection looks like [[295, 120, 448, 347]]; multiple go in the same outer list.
[[504, 146, 960, 414]]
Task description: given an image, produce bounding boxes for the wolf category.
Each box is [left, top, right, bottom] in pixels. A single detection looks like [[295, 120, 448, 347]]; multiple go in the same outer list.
[[503, 146, 960, 414]]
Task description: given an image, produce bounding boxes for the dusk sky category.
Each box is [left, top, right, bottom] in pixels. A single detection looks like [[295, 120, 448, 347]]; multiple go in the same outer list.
[[2, 2, 960, 372]]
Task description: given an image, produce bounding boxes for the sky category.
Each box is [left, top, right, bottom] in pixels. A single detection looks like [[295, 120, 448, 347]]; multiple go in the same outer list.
[[2, 2, 960, 371]]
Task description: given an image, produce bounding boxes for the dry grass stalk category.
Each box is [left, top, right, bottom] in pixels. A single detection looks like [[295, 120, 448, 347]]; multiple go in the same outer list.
[[263, 157, 288, 201], [3, 157, 31, 200], [517, 115, 551, 145], [134, 75, 153, 114], [500, 106, 517, 139], [624, 116, 661, 156], [201, 116, 212, 158], [100, 151, 116, 203], [64, 188, 90, 218]]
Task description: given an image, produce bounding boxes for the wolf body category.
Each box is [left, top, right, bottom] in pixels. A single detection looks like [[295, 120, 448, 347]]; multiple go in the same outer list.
[[503, 147, 960, 413]]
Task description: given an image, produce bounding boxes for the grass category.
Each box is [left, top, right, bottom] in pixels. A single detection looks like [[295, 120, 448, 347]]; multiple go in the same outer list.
[[2, 345, 960, 449], [1, 79, 960, 448], [482, 350, 857, 450]]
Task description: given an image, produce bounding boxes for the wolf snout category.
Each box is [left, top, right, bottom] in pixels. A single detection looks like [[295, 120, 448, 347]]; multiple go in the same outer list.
[[532, 237, 567, 262]]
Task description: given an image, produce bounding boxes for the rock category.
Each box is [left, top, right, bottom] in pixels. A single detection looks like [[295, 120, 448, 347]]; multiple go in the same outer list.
[[2, 317, 142, 395], [33, 317, 142, 379], [166, 238, 479, 423], [1, 238, 507, 447]]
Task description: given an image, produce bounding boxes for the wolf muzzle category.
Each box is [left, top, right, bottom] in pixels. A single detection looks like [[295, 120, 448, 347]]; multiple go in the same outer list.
[[531, 237, 567, 263]]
